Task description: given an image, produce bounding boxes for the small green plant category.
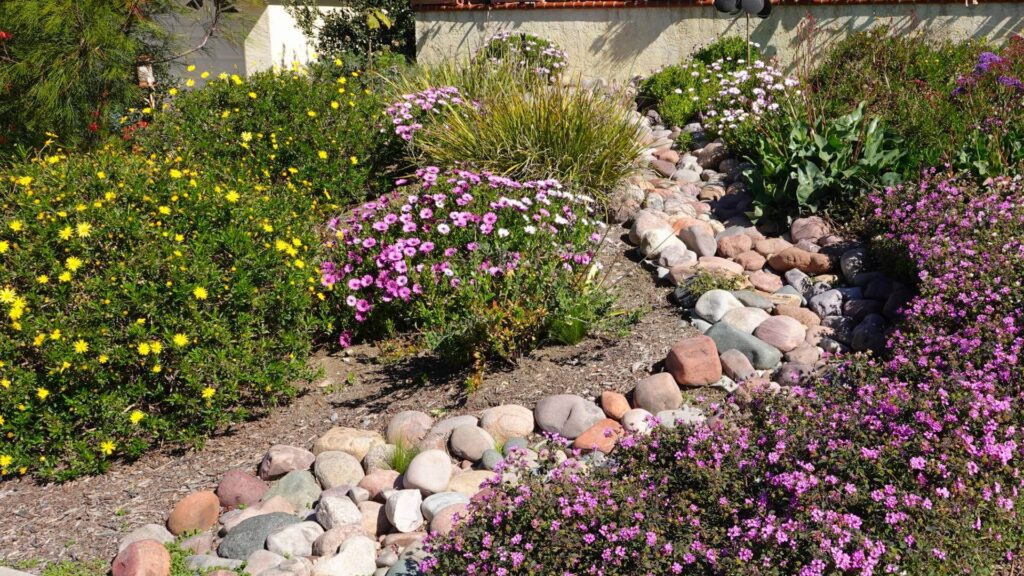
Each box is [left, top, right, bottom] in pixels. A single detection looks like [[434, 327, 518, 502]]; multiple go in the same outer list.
[[747, 102, 905, 224], [693, 35, 757, 66], [38, 559, 106, 576], [388, 442, 419, 474], [674, 270, 745, 309]]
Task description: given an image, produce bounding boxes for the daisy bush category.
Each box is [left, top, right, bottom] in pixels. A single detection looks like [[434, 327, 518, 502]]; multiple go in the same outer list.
[[138, 60, 394, 207], [320, 167, 611, 377], [423, 172, 1024, 574], [477, 31, 569, 80], [0, 148, 329, 480]]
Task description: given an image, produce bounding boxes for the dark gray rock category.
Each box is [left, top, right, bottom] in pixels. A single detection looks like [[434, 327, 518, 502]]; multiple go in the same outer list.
[[705, 323, 782, 370], [218, 513, 299, 560]]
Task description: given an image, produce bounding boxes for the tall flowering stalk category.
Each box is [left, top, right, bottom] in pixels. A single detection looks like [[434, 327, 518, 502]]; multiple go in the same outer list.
[[424, 173, 1024, 574], [321, 168, 607, 369]]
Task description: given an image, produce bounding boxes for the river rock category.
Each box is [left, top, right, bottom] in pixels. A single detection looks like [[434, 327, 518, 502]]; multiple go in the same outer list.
[[534, 394, 605, 439], [478, 405, 535, 443], [219, 513, 299, 560], [753, 316, 807, 353], [694, 289, 743, 323], [386, 411, 434, 447], [313, 428, 385, 459], [262, 470, 321, 512], [217, 470, 269, 510], [632, 372, 683, 412], [266, 521, 324, 557], [706, 323, 783, 369], [385, 489, 424, 533], [665, 336, 722, 386], [259, 445, 315, 480], [449, 425, 495, 462], [403, 449, 453, 494], [314, 451, 365, 490], [312, 535, 377, 576]]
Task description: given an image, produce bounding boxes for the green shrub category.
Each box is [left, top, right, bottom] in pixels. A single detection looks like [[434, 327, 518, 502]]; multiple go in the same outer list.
[[808, 26, 984, 170], [637, 36, 760, 128], [0, 0, 182, 154], [693, 35, 756, 66], [747, 102, 905, 224], [320, 168, 610, 383], [0, 147, 328, 480], [477, 32, 569, 78], [637, 62, 715, 128], [138, 61, 394, 208], [316, 0, 416, 62], [388, 62, 641, 199]]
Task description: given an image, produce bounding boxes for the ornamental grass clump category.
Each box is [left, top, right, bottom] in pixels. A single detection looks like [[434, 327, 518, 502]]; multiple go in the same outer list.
[[385, 56, 642, 200], [423, 173, 1024, 574], [320, 168, 611, 372]]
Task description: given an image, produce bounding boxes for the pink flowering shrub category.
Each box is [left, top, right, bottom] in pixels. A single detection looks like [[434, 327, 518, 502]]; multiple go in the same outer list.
[[385, 86, 471, 143], [423, 172, 1024, 574], [478, 31, 569, 80], [320, 168, 611, 372]]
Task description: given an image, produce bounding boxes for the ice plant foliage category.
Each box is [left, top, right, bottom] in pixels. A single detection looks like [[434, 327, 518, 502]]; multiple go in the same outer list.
[[423, 173, 1024, 574], [321, 168, 606, 365]]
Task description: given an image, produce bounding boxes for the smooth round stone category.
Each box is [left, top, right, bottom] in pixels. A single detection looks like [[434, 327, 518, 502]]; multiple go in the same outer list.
[[261, 557, 312, 576], [621, 408, 654, 434], [730, 290, 774, 311], [694, 289, 743, 323], [219, 513, 299, 560], [640, 228, 680, 258], [357, 469, 401, 501], [315, 491, 362, 530], [449, 425, 495, 462], [313, 428, 385, 459], [348, 485, 370, 504], [420, 492, 471, 522], [312, 535, 377, 576], [362, 443, 397, 474], [809, 289, 844, 318], [679, 225, 718, 257], [402, 449, 453, 494], [259, 445, 315, 480], [221, 495, 295, 533], [734, 250, 766, 271], [664, 336, 722, 386], [266, 521, 324, 557], [429, 503, 468, 536], [480, 449, 503, 471], [534, 394, 605, 439], [119, 524, 175, 553], [478, 404, 534, 444], [774, 305, 821, 327], [314, 450, 365, 490], [748, 270, 783, 293], [385, 489, 424, 533], [502, 437, 528, 455], [705, 323, 783, 370], [720, 306, 770, 334], [217, 470, 269, 510], [785, 344, 822, 365], [791, 216, 830, 243], [448, 471, 497, 496], [784, 268, 813, 296], [632, 373, 682, 413], [262, 470, 321, 512], [167, 491, 220, 536], [753, 315, 807, 353], [113, 540, 171, 576], [244, 550, 285, 576], [429, 415, 479, 437], [386, 411, 434, 447], [600, 390, 631, 420]]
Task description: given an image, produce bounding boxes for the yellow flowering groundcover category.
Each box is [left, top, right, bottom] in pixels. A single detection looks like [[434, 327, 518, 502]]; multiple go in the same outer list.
[[0, 62, 391, 480]]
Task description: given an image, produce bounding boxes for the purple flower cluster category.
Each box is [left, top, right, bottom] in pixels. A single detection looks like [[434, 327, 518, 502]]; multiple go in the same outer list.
[[321, 167, 600, 348], [423, 173, 1024, 574], [385, 86, 470, 142]]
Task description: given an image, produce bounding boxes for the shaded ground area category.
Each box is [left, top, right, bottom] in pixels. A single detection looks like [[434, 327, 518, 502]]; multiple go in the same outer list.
[[0, 232, 695, 566]]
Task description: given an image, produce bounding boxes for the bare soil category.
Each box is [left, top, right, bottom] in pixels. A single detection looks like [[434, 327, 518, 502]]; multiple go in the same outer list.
[[0, 231, 697, 567]]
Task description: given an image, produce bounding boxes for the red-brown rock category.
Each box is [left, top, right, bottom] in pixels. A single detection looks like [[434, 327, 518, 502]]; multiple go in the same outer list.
[[572, 418, 624, 454], [753, 237, 792, 257], [166, 491, 219, 536], [733, 250, 766, 271], [358, 469, 401, 501], [111, 540, 170, 576], [600, 390, 631, 420], [665, 336, 722, 386], [767, 247, 833, 274], [216, 469, 268, 510], [717, 234, 753, 258]]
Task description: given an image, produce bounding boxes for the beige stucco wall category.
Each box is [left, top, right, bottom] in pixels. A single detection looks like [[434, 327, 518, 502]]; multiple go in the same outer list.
[[164, 1, 349, 79], [416, 3, 1024, 80]]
